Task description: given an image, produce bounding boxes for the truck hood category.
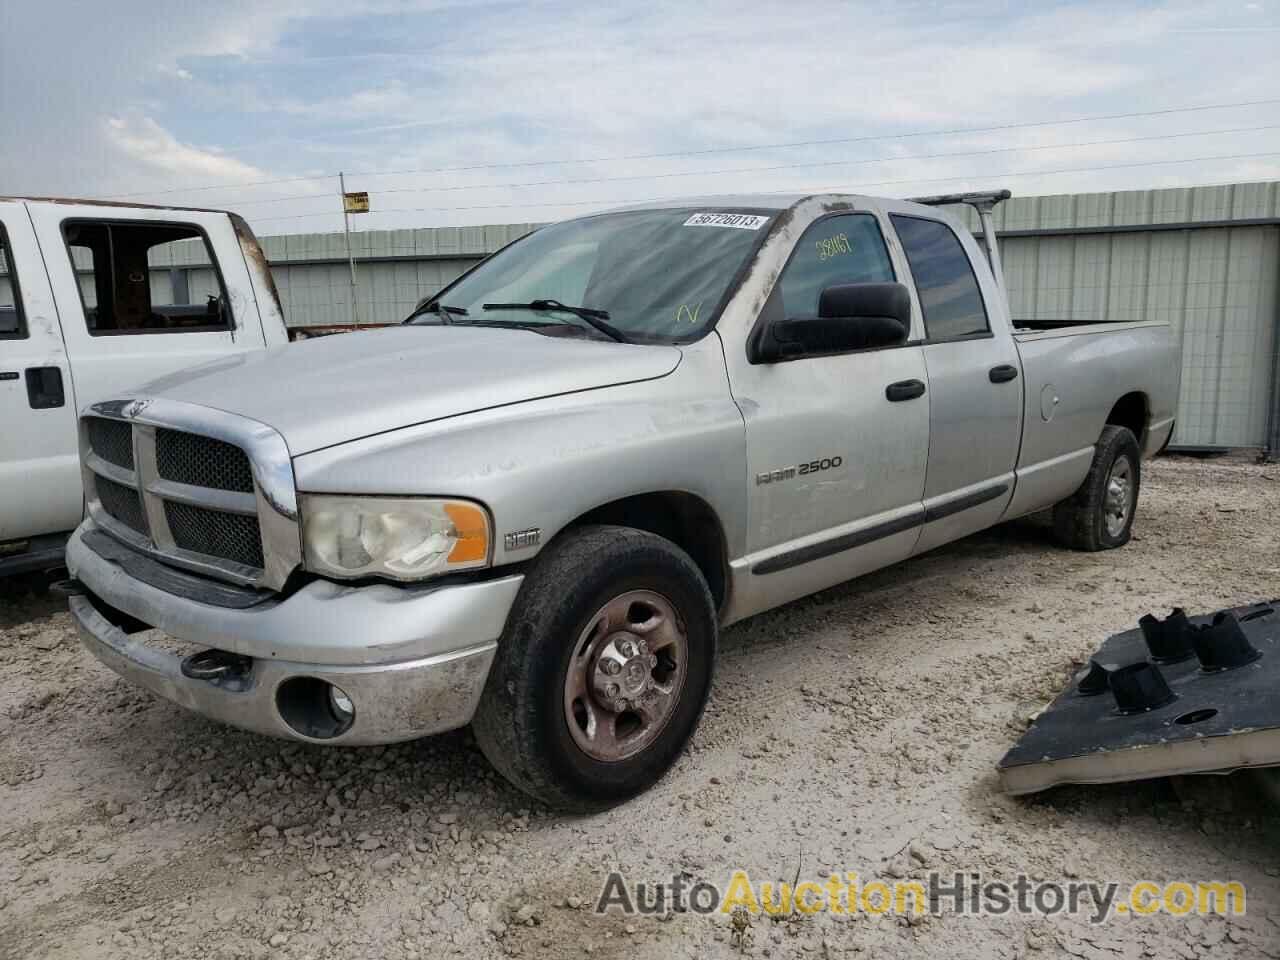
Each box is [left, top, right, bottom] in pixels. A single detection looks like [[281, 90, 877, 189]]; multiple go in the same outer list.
[[137, 326, 682, 454]]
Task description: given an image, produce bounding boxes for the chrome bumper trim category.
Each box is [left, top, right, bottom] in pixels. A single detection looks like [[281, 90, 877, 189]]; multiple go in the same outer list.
[[70, 595, 497, 745], [67, 521, 523, 666]]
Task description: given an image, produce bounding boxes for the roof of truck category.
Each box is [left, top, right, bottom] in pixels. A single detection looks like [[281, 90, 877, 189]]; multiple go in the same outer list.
[[0, 196, 229, 214], [594, 193, 833, 213], [587, 192, 980, 220]]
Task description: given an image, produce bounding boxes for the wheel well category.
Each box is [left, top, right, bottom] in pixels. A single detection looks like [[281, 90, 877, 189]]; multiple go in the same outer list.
[[569, 492, 728, 612], [1106, 392, 1148, 444]]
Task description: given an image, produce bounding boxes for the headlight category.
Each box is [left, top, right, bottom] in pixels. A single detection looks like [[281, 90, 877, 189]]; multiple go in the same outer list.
[[300, 495, 490, 581]]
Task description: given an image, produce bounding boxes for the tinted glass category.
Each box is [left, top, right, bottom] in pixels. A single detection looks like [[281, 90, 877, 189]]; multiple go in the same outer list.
[[63, 221, 231, 336], [891, 215, 989, 340], [415, 208, 772, 341], [778, 214, 895, 317], [0, 224, 25, 339]]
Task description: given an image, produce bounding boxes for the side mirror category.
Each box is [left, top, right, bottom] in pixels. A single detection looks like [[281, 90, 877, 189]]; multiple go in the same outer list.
[[753, 282, 912, 362]]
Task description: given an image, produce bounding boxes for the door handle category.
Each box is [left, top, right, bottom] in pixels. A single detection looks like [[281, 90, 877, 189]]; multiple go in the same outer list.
[[989, 364, 1019, 384], [0, 371, 19, 381], [885, 379, 926, 402], [25, 367, 65, 409]]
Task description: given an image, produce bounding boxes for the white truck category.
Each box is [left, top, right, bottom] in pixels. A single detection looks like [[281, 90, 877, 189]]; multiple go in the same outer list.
[[0, 198, 287, 577], [63, 190, 1179, 810]]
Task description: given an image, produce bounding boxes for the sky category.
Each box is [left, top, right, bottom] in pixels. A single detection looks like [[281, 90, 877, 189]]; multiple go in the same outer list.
[[1, 1, 1279, 238]]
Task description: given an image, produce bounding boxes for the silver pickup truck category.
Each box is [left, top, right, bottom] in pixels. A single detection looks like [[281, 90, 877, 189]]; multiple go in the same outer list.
[[65, 190, 1178, 810]]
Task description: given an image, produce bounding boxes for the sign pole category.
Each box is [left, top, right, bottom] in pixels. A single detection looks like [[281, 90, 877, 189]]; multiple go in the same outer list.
[[339, 171, 360, 328]]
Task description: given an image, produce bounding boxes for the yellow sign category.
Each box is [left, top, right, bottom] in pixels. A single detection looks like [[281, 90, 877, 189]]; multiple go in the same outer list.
[[343, 191, 370, 214]]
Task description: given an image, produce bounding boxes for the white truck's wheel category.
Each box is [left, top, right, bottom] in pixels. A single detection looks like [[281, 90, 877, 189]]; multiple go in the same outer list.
[[1053, 425, 1141, 551], [472, 525, 717, 811]]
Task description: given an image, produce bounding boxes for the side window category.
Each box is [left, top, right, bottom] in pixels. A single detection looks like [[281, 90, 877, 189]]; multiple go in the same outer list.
[[0, 223, 26, 340], [890, 215, 989, 340], [62, 221, 231, 336], [777, 213, 895, 317]]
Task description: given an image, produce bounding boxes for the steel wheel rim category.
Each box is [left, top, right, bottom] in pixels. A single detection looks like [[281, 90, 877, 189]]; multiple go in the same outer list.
[[563, 589, 688, 763], [1104, 456, 1134, 538]]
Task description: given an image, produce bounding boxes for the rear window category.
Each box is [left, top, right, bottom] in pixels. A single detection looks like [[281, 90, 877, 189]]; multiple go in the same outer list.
[[0, 224, 26, 339], [63, 220, 231, 336], [891, 215, 990, 341]]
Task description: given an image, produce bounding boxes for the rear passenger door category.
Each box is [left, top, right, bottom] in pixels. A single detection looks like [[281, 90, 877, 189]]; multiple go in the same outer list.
[[0, 201, 81, 542], [890, 213, 1022, 554], [26, 204, 268, 408]]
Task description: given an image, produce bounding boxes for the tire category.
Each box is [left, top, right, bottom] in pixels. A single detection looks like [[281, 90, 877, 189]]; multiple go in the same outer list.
[[472, 525, 717, 811], [1052, 425, 1141, 551]]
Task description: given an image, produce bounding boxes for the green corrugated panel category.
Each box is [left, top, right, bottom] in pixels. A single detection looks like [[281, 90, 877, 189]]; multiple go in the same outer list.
[[1075, 192, 1113, 228], [1149, 186, 1194, 224]]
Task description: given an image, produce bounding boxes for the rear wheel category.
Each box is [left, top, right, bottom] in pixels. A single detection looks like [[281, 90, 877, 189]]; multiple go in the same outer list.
[[472, 525, 716, 811], [1052, 425, 1141, 551]]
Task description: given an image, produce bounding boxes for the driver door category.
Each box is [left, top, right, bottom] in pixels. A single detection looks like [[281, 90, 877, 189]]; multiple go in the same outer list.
[[721, 209, 930, 620]]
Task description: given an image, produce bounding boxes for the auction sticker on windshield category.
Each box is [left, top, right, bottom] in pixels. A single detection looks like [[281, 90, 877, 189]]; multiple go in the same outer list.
[[683, 212, 771, 230]]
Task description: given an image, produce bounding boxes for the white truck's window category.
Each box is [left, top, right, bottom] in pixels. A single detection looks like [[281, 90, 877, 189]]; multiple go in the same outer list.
[[62, 221, 231, 336], [777, 214, 895, 317], [0, 225, 25, 340], [890, 215, 990, 341]]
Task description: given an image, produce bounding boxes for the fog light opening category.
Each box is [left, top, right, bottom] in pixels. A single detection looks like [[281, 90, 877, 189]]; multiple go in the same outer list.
[[276, 677, 356, 740]]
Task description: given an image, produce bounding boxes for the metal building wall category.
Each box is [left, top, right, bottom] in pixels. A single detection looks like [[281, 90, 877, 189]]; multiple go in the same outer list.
[[950, 181, 1280, 452], [256, 223, 537, 328]]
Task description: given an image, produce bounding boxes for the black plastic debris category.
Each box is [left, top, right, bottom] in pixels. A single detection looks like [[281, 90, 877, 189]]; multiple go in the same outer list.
[[1108, 662, 1176, 715], [1000, 600, 1278, 795], [1075, 659, 1112, 696], [1138, 607, 1195, 664], [1192, 611, 1262, 672]]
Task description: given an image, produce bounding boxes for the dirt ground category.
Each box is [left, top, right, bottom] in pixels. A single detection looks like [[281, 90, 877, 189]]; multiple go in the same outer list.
[[1, 454, 1278, 960]]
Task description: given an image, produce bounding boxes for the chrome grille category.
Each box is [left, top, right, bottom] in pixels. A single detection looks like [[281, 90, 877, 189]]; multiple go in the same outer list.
[[80, 404, 297, 588], [156, 428, 254, 493], [95, 475, 147, 534], [165, 502, 264, 569], [87, 417, 135, 470]]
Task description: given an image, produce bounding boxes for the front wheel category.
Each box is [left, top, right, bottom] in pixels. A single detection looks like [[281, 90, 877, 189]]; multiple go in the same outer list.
[[1052, 425, 1141, 551], [472, 525, 717, 811]]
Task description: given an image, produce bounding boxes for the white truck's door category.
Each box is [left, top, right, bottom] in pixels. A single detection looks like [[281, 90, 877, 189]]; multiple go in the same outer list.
[[26, 203, 269, 407], [888, 211, 1022, 555], [0, 200, 81, 542], [722, 207, 930, 620]]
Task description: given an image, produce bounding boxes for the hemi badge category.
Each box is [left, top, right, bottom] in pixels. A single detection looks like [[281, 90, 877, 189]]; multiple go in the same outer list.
[[504, 528, 542, 551]]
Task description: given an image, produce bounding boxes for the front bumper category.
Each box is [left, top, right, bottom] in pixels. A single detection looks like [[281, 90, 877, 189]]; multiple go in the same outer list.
[[66, 522, 524, 745]]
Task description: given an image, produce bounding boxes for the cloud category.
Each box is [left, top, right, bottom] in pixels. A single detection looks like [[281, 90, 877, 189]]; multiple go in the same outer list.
[[104, 115, 269, 183], [2, 0, 1278, 232]]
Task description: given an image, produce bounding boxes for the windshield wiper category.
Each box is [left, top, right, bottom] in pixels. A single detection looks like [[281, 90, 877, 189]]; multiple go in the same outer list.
[[482, 299, 630, 343], [404, 301, 468, 324]]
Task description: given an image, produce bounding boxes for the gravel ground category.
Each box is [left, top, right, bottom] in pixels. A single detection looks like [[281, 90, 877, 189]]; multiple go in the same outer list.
[[1, 454, 1278, 960]]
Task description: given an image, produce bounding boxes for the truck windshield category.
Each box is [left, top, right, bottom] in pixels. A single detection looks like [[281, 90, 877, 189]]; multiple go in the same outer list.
[[407, 208, 774, 342]]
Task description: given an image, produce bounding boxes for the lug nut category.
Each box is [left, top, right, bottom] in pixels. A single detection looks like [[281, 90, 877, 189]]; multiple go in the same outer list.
[[648, 654, 657, 666], [605, 682, 620, 698], [602, 659, 621, 676], [618, 641, 634, 658], [614, 699, 628, 712]]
